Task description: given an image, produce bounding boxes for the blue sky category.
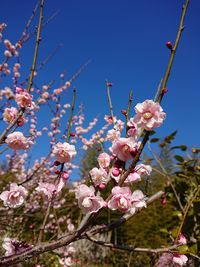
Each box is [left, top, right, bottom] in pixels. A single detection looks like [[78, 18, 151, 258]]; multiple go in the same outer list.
[[0, 1, 199, 175]]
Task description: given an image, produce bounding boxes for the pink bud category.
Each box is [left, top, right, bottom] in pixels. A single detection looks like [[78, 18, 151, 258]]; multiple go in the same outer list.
[[17, 120, 24, 127], [112, 167, 120, 177], [54, 161, 61, 166], [54, 170, 60, 174], [107, 82, 113, 87], [121, 109, 127, 116], [129, 147, 137, 157], [166, 41, 173, 50], [70, 132, 76, 137], [61, 171, 69, 180], [161, 197, 167, 206], [99, 183, 106, 190], [162, 87, 168, 94]]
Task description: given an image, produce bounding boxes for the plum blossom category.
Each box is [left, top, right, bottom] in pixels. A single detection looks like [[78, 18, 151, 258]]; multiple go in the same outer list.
[[134, 99, 166, 130], [5, 132, 33, 150], [2, 237, 16, 256], [75, 184, 105, 214], [127, 117, 141, 138], [0, 183, 28, 208], [178, 233, 187, 245], [172, 254, 188, 266], [130, 190, 146, 214], [108, 187, 146, 214], [125, 164, 152, 184], [53, 142, 77, 163], [108, 186, 132, 212], [36, 182, 57, 200], [111, 137, 140, 162], [89, 167, 108, 187], [106, 129, 120, 142], [97, 152, 111, 169], [15, 88, 33, 108], [3, 107, 17, 123]]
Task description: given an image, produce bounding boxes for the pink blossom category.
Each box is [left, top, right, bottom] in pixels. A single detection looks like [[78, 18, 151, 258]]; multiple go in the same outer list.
[[3, 107, 17, 123], [127, 117, 141, 138], [107, 129, 120, 142], [89, 167, 108, 187], [125, 164, 152, 184], [178, 233, 187, 245], [0, 183, 28, 208], [130, 190, 146, 214], [134, 100, 166, 130], [104, 115, 116, 124], [75, 184, 105, 214], [111, 137, 140, 162], [36, 182, 57, 200], [53, 142, 77, 163], [97, 152, 111, 168], [15, 88, 33, 108], [5, 132, 33, 150], [108, 186, 132, 212], [172, 254, 188, 266], [2, 237, 16, 256]]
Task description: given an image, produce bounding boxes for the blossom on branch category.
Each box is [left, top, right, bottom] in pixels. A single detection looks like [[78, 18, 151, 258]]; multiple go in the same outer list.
[[134, 99, 166, 131], [15, 87, 33, 108], [5, 132, 33, 150], [52, 142, 77, 163], [111, 137, 140, 162], [0, 183, 28, 208], [75, 184, 105, 214]]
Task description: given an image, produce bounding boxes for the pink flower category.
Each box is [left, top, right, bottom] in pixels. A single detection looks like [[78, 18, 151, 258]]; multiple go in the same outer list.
[[5, 132, 33, 150], [108, 186, 132, 212], [36, 182, 57, 200], [134, 100, 166, 130], [178, 233, 187, 245], [127, 118, 141, 138], [107, 129, 120, 142], [126, 164, 152, 184], [111, 137, 140, 162], [172, 254, 188, 266], [89, 167, 108, 187], [108, 187, 146, 214], [0, 183, 28, 208], [2, 237, 16, 256], [75, 184, 105, 214], [130, 190, 146, 214], [3, 107, 17, 123], [53, 142, 77, 163], [97, 152, 111, 168], [15, 88, 33, 108]]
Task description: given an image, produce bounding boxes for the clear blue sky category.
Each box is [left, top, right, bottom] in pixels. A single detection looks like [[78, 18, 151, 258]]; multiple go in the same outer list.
[[0, 0, 199, 169]]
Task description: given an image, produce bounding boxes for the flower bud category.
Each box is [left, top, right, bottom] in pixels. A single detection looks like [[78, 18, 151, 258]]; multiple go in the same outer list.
[[129, 147, 138, 157], [166, 41, 173, 50], [99, 183, 106, 190], [112, 167, 120, 177], [162, 87, 168, 94], [54, 161, 61, 166], [121, 109, 127, 116], [70, 132, 76, 137]]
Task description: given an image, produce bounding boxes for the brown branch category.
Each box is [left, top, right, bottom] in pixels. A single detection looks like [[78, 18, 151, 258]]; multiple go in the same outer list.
[[86, 234, 181, 254], [118, 0, 190, 186], [0, 191, 163, 266]]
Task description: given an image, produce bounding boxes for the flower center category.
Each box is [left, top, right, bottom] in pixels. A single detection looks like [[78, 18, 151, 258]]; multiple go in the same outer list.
[[143, 112, 153, 120]]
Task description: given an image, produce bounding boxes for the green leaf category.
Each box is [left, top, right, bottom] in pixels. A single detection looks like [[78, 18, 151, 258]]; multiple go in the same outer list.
[[178, 245, 189, 254], [159, 228, 169, 234], [174, 155, 184, 162], [172, 211, 182, 218], [172, 145, 187, 151], [150, 138, 160, 143]]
